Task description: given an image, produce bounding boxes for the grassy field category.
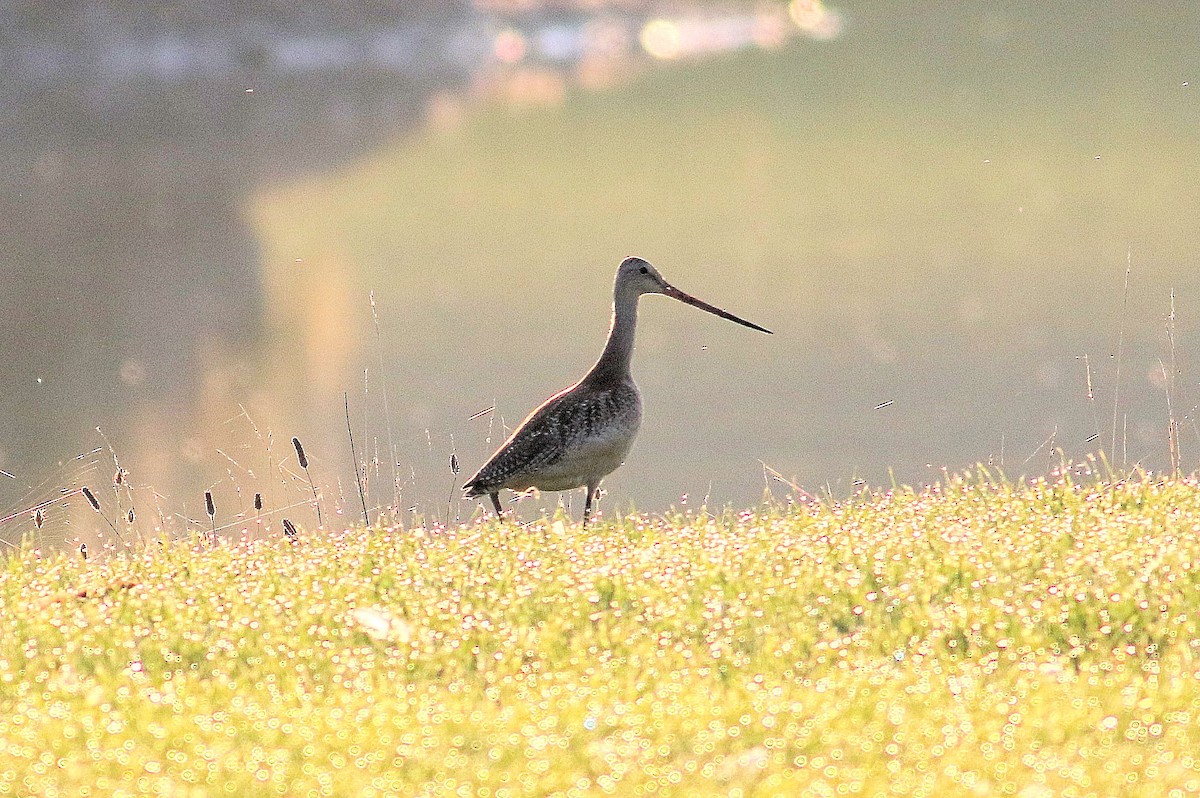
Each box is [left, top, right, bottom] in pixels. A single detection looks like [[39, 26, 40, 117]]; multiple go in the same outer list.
[[3, 473, 1200, 796]]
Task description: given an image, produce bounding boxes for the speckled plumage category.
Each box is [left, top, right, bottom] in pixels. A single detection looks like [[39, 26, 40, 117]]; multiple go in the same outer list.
[[465, 256, 770, 523], [463, 377, 641, 496]]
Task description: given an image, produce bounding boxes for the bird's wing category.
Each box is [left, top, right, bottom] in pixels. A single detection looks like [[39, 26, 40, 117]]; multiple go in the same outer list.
[[463, 390, 577, 494], [464, 385, 629, 495]]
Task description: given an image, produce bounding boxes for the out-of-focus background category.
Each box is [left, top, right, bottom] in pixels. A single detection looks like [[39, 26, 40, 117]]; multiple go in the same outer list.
[[2, 1, 1198, 543]]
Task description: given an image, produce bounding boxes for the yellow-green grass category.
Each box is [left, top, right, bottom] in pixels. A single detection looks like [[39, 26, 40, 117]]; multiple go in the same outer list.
[[3, 474, 1200, 796]]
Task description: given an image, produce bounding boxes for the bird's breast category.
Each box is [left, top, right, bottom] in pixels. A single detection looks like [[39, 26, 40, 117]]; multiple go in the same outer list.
[[523, 383, 642, 492]]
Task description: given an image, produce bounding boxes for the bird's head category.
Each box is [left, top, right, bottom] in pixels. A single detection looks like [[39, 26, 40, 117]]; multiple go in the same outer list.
[[616, 256, 669, 296], [614, 256, 772, 334]]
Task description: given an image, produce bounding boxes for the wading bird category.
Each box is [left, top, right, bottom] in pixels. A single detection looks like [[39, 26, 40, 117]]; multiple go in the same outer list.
[[464, 256, 771, 523]]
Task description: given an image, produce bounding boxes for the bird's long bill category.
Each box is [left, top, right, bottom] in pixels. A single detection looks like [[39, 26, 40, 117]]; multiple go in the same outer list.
[[663, 285, 773, 334]]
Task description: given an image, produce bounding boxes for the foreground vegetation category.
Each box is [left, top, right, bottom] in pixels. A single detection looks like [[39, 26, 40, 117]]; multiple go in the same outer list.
[[3, 474, 1200, 796]]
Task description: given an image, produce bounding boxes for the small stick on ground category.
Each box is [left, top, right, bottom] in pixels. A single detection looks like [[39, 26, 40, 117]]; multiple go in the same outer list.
[[1111, 252, 1131, 466], [1023, 426, 1059, 472], [1081, 354, 1101, 447], [448, 451, 460, 524], [292, 437, 324, 527], [1165, 289, 1181, 475], [369, 291, 402, 515], [82, 486, 126, 547], [205, 491, 216, 545], [346, 393, 370, 528], [0, 487, 85, 527]]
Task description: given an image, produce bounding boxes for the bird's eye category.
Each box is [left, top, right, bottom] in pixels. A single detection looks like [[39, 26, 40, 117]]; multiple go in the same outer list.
[[639, 266, 648, 274]]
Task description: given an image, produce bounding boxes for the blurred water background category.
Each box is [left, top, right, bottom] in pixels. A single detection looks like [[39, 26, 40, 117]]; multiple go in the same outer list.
[[2, 1, 1198, 545]]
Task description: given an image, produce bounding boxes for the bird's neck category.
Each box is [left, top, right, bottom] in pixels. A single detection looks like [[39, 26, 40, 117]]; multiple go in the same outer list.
[[584, 287, 639, 386]]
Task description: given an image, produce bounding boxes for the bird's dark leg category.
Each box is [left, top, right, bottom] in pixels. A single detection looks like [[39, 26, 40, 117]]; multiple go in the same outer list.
[[583, 482, 599, 527], [490, 492, 503, 517]]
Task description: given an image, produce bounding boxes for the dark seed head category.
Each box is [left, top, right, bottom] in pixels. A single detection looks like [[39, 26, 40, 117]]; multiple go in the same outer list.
[[82, 487, 101, 512], [128, 509, 135, 524], [282, 518, 298, 541], [35, 509, 44, 528], [450, 453, 460, 475], [292, 437, 308, 469], [254, 493, 263, 511], [205, 491, 215, 518], [79, 543, 88, 560], [114, 469, 123, 486]]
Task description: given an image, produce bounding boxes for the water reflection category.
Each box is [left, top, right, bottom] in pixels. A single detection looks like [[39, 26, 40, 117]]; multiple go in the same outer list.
[[1, 2, 483, 543], [2, 2, 1198, 547]]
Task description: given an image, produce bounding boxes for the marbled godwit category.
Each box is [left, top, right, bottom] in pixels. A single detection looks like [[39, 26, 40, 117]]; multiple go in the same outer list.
[[464, 256, 771, 523]]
